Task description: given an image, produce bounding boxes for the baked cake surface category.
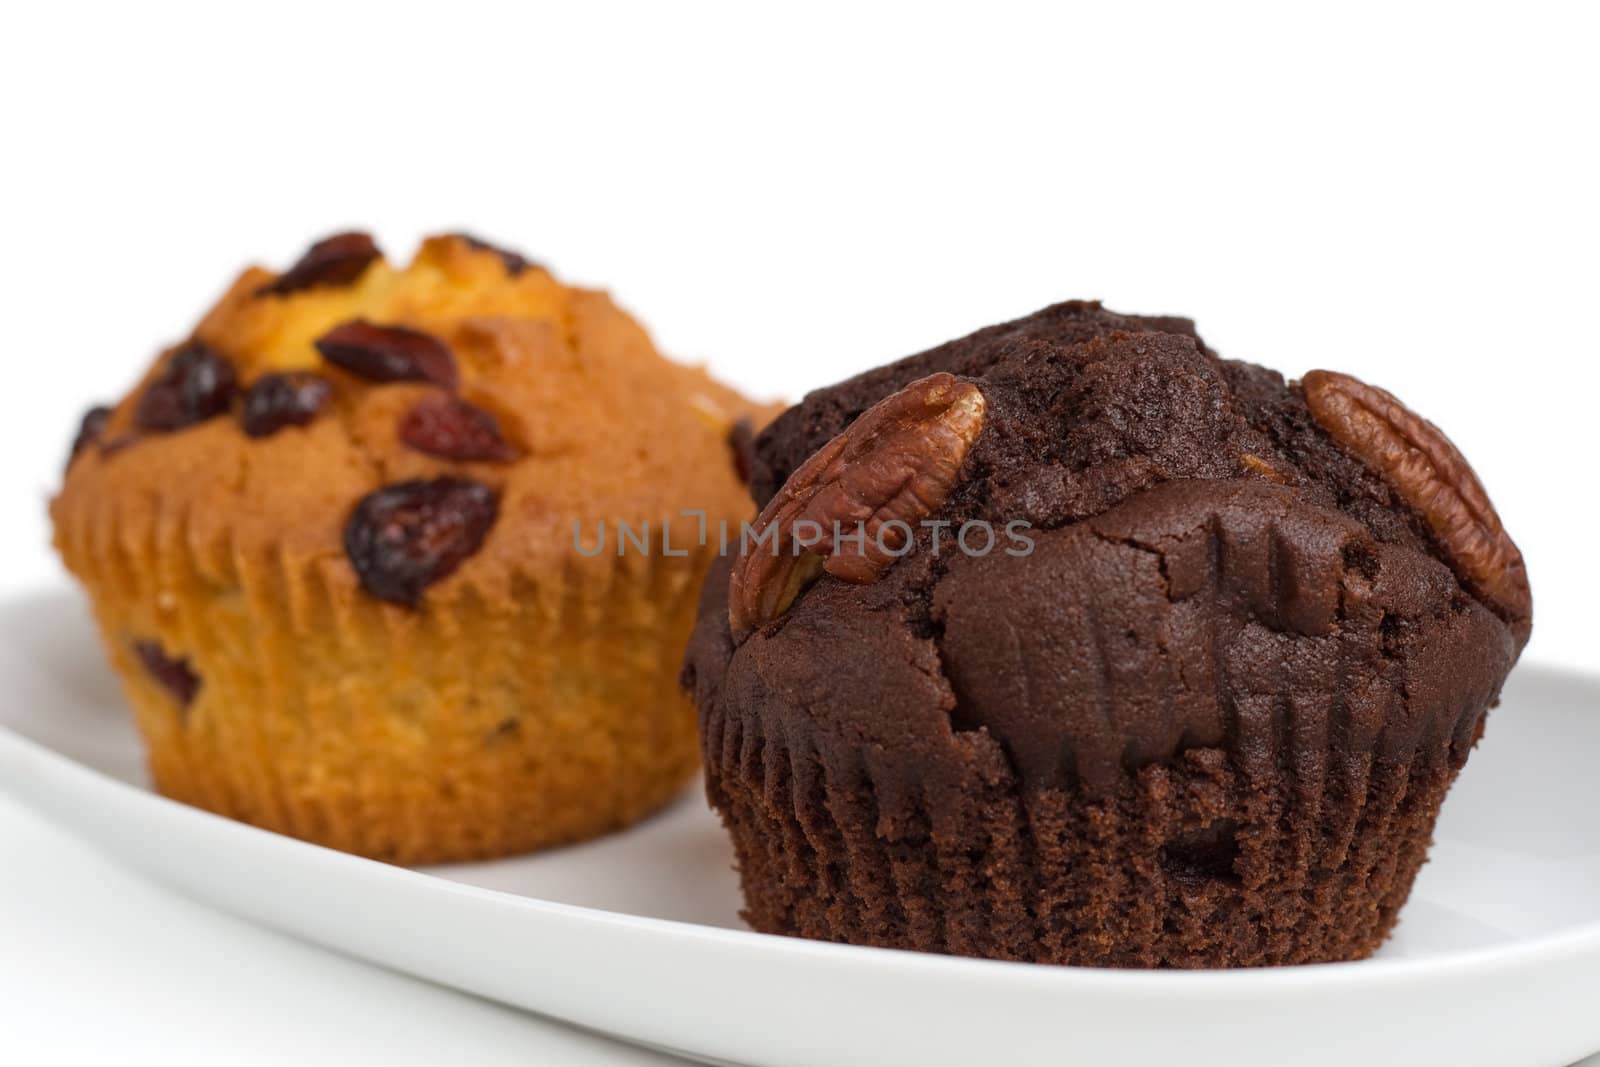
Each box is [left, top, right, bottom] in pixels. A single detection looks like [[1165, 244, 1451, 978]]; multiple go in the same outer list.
[[55, 232, 770, 864], [685, 300, 1529, 967]]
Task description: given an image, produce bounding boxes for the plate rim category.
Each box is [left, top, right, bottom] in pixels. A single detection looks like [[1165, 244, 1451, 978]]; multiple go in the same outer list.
[[2, 583, 1598, 998]]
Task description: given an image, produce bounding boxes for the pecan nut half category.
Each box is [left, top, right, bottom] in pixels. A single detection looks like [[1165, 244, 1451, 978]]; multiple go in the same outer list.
[[1302, 370, 1531, 638], [727, 372, 986, 640]]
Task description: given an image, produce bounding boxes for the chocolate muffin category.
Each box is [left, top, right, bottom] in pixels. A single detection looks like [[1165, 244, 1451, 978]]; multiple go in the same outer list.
[[683, 301, 1531, 968]]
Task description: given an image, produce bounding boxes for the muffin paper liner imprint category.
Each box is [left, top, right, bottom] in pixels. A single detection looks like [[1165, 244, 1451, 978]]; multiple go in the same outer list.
[[704, 692, 1470, 967], [54, 489, 713, 865]]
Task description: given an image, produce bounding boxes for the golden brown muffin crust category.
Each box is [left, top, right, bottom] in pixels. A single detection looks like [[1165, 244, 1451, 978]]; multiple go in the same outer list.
[[59, 233, 770, 610], [52, 232, 777, 864]]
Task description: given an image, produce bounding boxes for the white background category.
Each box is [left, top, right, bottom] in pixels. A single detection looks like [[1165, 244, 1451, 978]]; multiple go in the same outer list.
[[2, 2, 1596, 1064]]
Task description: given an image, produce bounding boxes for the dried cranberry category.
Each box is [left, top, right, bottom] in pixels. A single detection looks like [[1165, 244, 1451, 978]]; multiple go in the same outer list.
[[453, 233, 536, 276], [241, 372, 333, 437], [135, 341, 238, 431], [98, 435, 137, 458], [399, 395, 520, 462], [67, 405, 113, 468], [258, 231, 381, 296], [315, 320, 459, 390], [344, 478, 498, 606], [134, 641, 201, 708], [727, 416, 756, 485]]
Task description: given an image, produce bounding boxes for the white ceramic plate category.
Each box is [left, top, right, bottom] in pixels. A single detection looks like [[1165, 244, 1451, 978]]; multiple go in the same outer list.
[[2, 588, 1598, 1067]]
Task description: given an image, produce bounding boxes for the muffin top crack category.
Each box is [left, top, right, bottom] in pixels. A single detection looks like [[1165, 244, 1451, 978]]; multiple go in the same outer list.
[[687, 300, 1528, 794], [55, 231, 773, 612]]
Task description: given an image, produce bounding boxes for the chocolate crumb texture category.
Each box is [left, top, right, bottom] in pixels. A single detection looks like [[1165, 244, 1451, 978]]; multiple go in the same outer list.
[[687, 299, 1528, 968]]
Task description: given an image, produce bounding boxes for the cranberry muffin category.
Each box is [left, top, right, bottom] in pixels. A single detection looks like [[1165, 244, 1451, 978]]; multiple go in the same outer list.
[[54, 231, 772, 864], [683, 300, 1530, 967]]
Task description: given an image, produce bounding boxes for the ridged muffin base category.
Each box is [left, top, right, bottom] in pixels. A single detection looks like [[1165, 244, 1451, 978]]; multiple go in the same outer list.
[[704, 701, 1473, 968]]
